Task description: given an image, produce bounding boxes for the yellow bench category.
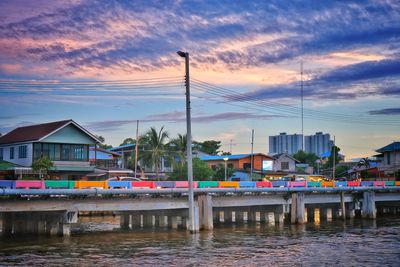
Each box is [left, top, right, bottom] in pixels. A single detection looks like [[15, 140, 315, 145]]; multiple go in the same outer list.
[[75, 181, 108, 189], [219, 181, 239, 188]]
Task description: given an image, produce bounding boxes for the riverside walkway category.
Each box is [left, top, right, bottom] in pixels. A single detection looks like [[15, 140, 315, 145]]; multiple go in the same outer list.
[[1, 187, 400, 237]]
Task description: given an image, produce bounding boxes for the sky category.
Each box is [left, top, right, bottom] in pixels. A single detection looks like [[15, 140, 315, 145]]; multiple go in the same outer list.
[[0, 0, 399, 159]]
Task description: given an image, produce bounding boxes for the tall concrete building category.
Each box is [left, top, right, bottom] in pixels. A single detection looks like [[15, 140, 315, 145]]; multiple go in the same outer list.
[[269, 132, 303, 155], [304, 132, 333, 157]]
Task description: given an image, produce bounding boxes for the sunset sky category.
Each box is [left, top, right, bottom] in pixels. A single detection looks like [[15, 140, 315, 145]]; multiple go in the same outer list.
[[0, 0, 399, 159]]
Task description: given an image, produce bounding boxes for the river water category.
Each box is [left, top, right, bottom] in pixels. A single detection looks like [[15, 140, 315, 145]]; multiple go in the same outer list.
[[1, 216, 400, 266]]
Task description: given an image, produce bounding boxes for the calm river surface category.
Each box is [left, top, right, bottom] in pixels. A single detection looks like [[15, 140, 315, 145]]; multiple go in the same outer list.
[[1, 216, 400, 266]]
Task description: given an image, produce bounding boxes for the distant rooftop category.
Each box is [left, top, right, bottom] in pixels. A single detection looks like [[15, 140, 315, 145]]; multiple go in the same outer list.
[[200, 153, 273, 161], [376, 142, 400, 153]]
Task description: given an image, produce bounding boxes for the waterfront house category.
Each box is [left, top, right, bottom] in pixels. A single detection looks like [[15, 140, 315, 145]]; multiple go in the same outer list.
[[0, 120, 100, 180], [271, 153, 299, 172], [199, 153, 275, 180], [376, 142, 400, 179]]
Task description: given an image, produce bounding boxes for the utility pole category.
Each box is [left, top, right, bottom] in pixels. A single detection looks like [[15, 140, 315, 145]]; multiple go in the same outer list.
[[301, 61, 304, 151], [134, 120, 139, 179], [177, 51, 197, 233], [230, 139, 233, 154], [332, 135, 336, 180], [250, 129, 254, 181]]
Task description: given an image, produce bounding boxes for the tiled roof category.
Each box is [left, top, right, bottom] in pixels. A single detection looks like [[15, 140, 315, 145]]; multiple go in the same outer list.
[[0, 120, 72, 145], [376, 142, 400, 153]]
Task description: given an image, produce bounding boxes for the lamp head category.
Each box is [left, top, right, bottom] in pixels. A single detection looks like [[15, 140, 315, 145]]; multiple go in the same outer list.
[[177, 51, 187, 58], [223, 157, 229, 161]]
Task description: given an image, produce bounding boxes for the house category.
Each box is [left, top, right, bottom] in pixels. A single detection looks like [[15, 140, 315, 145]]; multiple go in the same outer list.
[[271, 153, 299, 172], [199, 153, 275, 181], [376, 142, 400, 179], [0, 120, 100, 180]]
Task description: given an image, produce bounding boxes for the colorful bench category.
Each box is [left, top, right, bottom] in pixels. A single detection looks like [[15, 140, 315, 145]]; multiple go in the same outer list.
[[271, 181, 288, 187], [384, 181, 395, 186], [361, 181, 374, 187], [289, 181, 307, 187], [335, 181, 347, 187], [45, 180, 75, 189], [307, 181, 321, 187], [239, 181, 256, 188], [395, 181, 400, 187], [197, 181, 219, 188], [373, 181, 385, 187], [0, 180, 15, 189], [256, 181, 272, 188], [219, 181, 239, 188], [155, 181, 176, 189], [348, 181, 360, 187], [175, 181, 198, 188], [107, 181, 132, 189], [75, 181, 108, 189], [15, 180, 45, 189], [131, 181, 155, 189], [321, 181, 335, 187]]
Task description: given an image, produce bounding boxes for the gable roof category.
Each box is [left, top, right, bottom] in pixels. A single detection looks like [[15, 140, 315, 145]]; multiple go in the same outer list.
[[200, 153, 274, 161], [0, 119, 101, 145], [376, 142, 400, 153], [272, 153, 300, 162]]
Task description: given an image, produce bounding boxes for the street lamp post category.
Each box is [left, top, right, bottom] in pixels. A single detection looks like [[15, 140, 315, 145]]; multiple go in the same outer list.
[[223, 157, 229, 181], [177, 51, 197, 233]]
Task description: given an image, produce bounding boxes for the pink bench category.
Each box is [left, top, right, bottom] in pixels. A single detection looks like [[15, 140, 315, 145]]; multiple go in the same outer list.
[[256, 181, 272, 188], [15, 180, 45, 189], [289, 181, 307, 187], [175, 181, 198, 188], [373, 181, 385, 187]]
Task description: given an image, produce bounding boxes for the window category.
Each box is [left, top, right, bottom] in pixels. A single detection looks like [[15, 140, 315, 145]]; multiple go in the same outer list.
[[0, 148, 3, 160], [18, 145, 27, 159], [243, 163, 251, 170], [10, 147, 14, 159], [33, 143, 42, 161], [281, 162, 289, 170]]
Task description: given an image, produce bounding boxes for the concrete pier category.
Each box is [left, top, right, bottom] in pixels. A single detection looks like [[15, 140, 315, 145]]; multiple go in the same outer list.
[[362, 191, 376, 219]]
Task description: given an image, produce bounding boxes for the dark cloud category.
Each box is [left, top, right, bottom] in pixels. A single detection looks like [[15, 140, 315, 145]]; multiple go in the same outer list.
[[369, 108, 400, 115]]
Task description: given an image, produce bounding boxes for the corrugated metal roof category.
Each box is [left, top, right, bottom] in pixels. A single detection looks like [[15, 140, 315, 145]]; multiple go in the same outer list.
[[200, 153, 274, 161], [376, 142, 400, 153]]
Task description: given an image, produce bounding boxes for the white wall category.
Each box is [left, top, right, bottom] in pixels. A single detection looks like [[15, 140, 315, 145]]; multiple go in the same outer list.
[[0, 143, 33, 167]]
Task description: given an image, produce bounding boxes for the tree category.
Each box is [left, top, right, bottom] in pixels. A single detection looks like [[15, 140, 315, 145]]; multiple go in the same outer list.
[[140, 126, 169, 180], [293, 150, 319, 168], [213, 163, 235, 181], [357, 157, 371, 170], [95, 135, 112, 149], [195, 140, 221, 155], [325, 145, 341, 169], [120, 138, 136, 146], [168, 134, 187, 167], [31, 157, 53, 179], [169, 158, 213, 181]]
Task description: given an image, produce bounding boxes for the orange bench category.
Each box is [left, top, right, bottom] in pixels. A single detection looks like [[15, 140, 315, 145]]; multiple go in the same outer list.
[[219, 181, 239, 188], [321, 181, 335, 187], [75, 181, 108, 189]]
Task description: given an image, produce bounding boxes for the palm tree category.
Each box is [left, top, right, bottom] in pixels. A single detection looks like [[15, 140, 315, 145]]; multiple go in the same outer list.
[[168, 134, 187, 168], [141, 126, 169, 180], [357, 157, 371, 170]]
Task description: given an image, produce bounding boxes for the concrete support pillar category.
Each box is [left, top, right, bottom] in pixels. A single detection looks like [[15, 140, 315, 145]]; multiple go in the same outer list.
[[168, 216, 179, 229], [331, 207, 340, 220], [235, 211, 244, 224], [259, 210, 268, 223], [198, 194, 213, 230], [142, 214, 153, 228], [159, 215, 167, 227], [274, 205, 285, 224], [291, 193, 305, 224], [340, 192, 346, 220], [346, 203, 356, 219], [247, 208, 256, 223], [223, 209, 233, 224], [362, 191, 376, 219], [131, 214, 142, 229], [120, 214, 130, 230], [319, 208, 328, 221], [213, 210, 220, 223], [1, 213, 13, 236], [181, 217, 188, 229], [307, 207, 315, 223]]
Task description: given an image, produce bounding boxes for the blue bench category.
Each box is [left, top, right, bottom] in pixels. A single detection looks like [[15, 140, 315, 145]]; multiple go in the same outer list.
[[335, 181, 347, 187], [0, 180, 15, 189], [272, 181, 288, 187], [108, 181, 132, 189], [361, 181, 374, 187], [239, 181, 256, 188]]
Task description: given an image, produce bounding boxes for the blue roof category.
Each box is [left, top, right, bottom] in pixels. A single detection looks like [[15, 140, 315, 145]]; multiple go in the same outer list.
[[109, 143, 136, 151], [200, 154, 252, 161], [376, 142, 400, 153]]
